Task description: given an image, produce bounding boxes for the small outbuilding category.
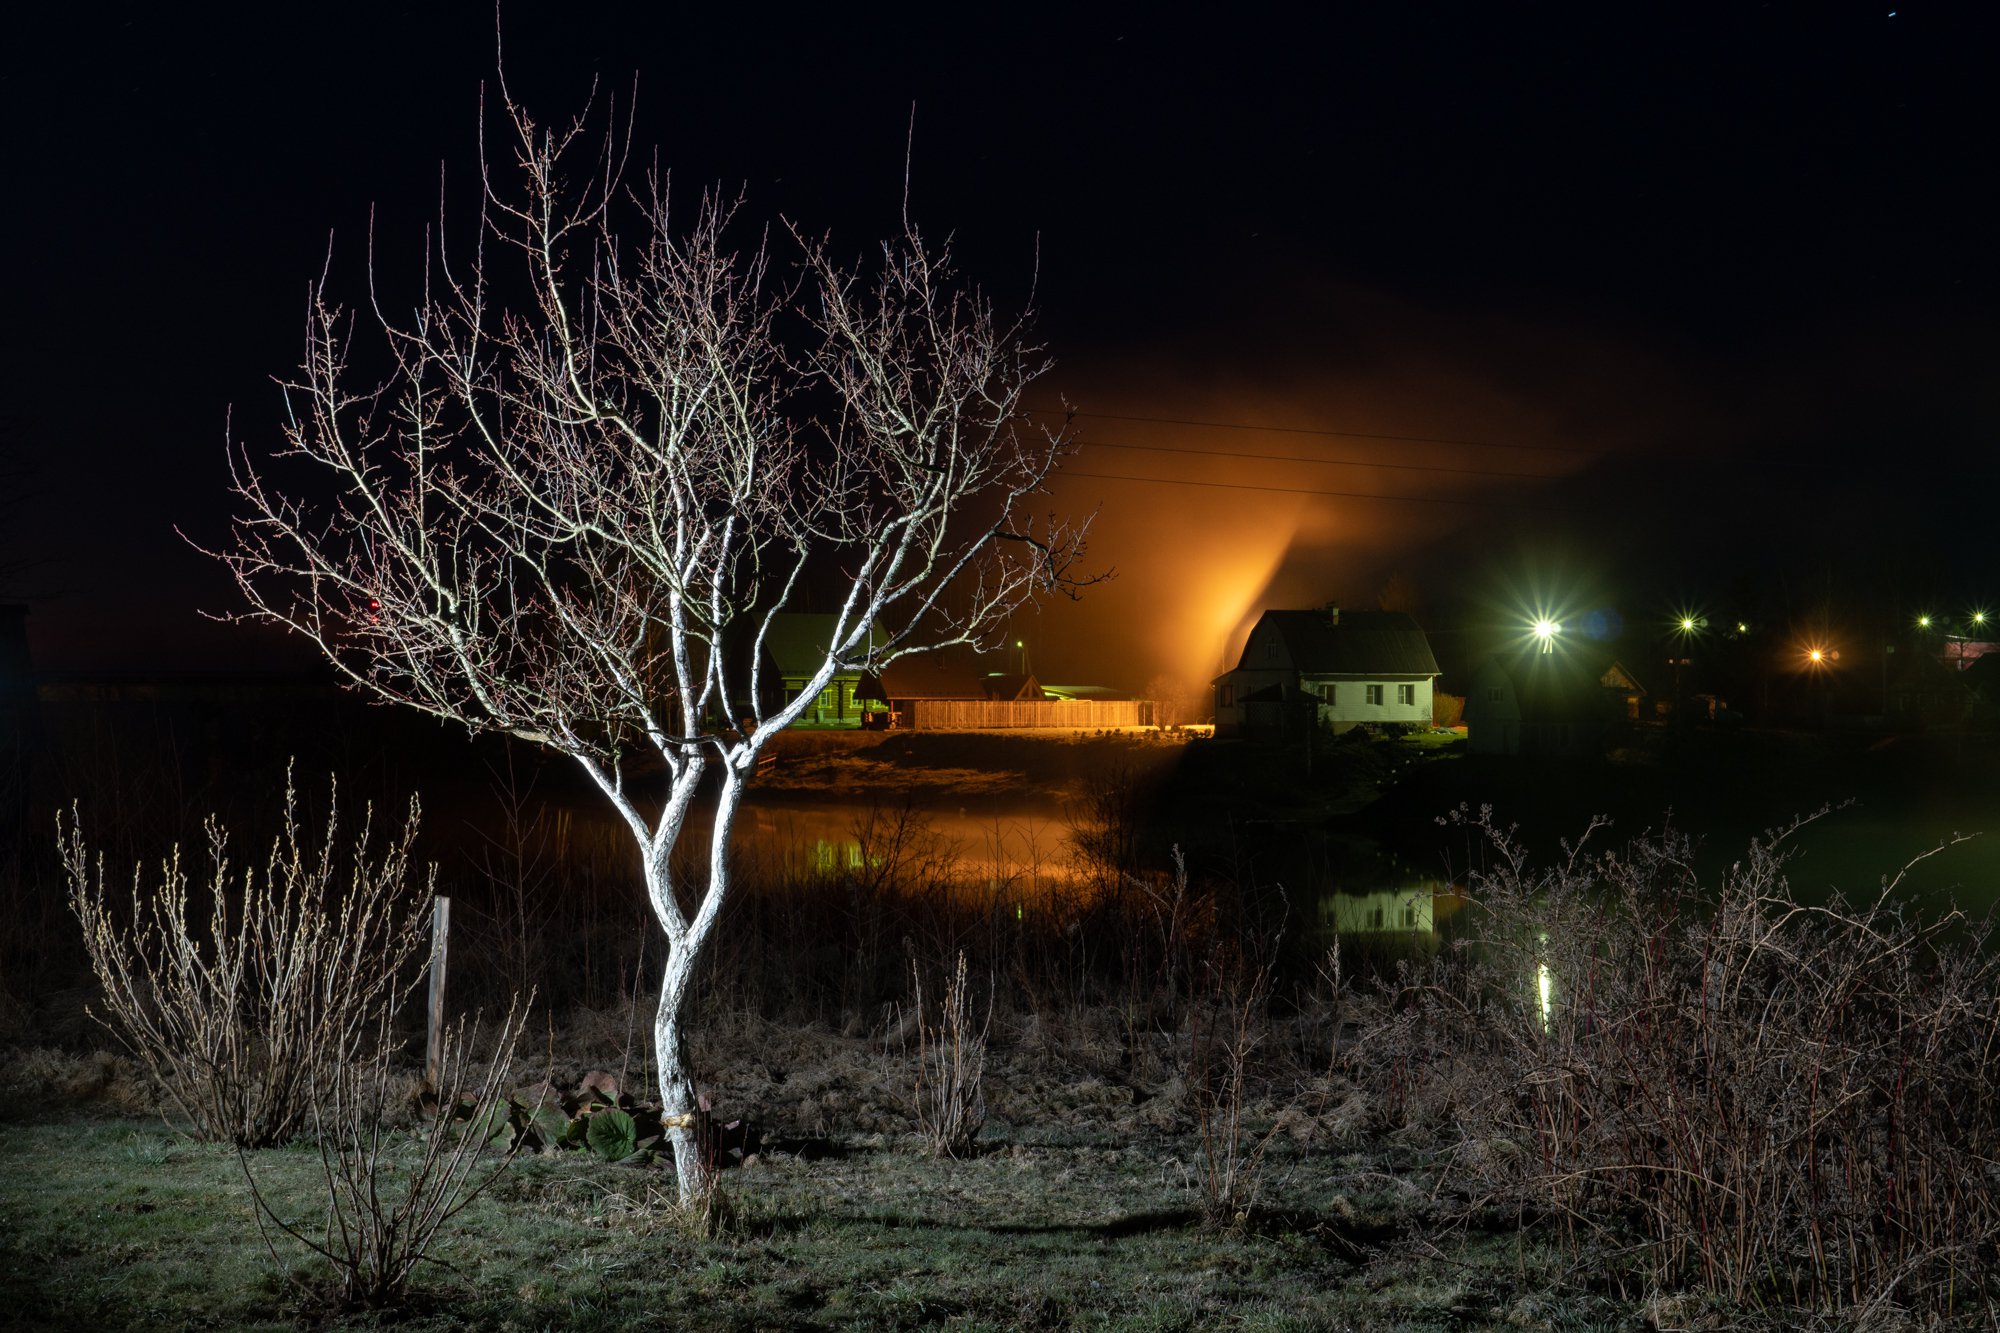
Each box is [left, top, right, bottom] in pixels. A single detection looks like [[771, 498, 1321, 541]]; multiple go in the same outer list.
[[1462, 651, 1646, 756]]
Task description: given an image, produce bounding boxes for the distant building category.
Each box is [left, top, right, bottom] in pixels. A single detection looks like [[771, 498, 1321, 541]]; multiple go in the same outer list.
[[1211, 606, 1441, 739], [1943, 636, 2000, 670], [1039, 683, 1128, 703], [1462, 652, 1646, 756], [762, 614, 874, 726]]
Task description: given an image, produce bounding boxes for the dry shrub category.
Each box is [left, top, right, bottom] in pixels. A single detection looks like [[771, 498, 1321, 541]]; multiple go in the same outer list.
[[1351, 805, 2000, 1316], [240, 996, 531, 1310], [1187, 960, 1279, 1227], [62, 767, 431, 1147], [905, 950, 990, 1157], [0, 1045, 154, 1113]]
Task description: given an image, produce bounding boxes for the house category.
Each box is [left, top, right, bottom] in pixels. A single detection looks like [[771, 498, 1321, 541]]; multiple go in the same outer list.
[[1462, 651, 1645, 756], [869, 653, 991, 725], [979, 672, 1047, 702], [1211, 606, 1441, 739], [763, 617, 1046, 729], [762, 614, 874, 726]]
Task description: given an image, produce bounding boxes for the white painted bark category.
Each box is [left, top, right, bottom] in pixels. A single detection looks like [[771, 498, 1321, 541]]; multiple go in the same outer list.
[[210, 89, 1096, 1212]]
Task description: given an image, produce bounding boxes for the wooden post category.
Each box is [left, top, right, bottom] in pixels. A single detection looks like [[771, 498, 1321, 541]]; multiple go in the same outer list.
[[425, 896, 451, 1092]]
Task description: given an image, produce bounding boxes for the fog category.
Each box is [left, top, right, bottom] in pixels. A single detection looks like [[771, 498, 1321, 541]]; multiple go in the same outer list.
[[1026, 282, 1712, 698]]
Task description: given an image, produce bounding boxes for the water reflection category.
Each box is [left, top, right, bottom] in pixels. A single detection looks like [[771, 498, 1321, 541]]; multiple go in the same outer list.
[[1317, 885, 1434, 935], [729, 798, 1470, 955], [730, 800, 1075, 899]]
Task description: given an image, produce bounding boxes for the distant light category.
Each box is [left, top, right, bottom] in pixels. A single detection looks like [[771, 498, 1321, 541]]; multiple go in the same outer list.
[[1976, 612, 1988, 627], [1918, 615, 1932, 629], [1736, 622, 1748, 634], [1680, 617, 1695, 632], [1533, 618, 1559, 653], [1809, 648, 1824, 663]]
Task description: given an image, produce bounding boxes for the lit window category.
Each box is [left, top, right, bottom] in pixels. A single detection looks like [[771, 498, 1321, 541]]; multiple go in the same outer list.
[[1324, 683, 1336, 705], [1366, 684, 1384, 706], [1397, 684, 1415, 706]]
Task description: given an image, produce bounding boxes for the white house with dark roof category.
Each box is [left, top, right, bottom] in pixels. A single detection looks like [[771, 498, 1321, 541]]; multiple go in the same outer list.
[[1212, 605, 1441, 738]]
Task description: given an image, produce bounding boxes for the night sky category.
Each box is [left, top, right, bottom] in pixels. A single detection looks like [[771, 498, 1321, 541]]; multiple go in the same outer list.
[[5, 3, 1995, 693]]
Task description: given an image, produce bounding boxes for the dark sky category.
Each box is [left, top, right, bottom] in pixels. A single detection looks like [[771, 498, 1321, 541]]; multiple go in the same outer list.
[[5, 3, 1995, 690]]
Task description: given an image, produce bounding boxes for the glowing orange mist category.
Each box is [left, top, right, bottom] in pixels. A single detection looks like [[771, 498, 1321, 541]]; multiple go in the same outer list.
[[1149, 510, 1304, 688]]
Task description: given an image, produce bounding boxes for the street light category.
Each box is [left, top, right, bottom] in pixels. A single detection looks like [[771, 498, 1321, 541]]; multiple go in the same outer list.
[[1532, 617, 1560, 653]]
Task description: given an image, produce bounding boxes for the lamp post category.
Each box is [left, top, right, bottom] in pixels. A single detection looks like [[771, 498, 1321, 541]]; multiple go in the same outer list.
[[1669, 612, 1704, 727]]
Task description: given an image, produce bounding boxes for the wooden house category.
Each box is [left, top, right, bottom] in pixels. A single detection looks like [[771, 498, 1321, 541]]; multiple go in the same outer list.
[[1212, 606, 1441, 739]]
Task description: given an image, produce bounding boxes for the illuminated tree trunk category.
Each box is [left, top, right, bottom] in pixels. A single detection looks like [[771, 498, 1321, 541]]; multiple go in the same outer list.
[[635, 764, 751, 1205], [210, 83, 1095, 1215], [653, 934, 707, 1201]]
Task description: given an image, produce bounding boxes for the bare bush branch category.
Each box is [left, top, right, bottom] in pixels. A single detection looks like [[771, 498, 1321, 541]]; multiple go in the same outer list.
[[63, 766, 430, 1147], [197, 81, 1092, 1206], [1348, 804, 2000, 1315], [239, 995, 532, 1310], [907, 950, 990, 1158]]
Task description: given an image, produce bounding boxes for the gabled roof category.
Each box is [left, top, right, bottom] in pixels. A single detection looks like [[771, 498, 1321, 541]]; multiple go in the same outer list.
[[1481, 650, 1633, 722], [874, 654, 989, 701], [1599, 660, 1648, 696], [763, 613, 876, 677], [1246, 609, 1440, 677], [981, 672, 1045, 701], [1043, 683, 1128, 701]]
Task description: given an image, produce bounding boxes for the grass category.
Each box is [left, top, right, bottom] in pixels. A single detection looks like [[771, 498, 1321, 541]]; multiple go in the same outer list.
[[18, 726, 2000, 1329], [0, 1107, 1633, 1332]]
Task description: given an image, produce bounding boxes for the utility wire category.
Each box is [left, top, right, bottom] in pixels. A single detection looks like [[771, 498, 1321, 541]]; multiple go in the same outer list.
[[1028, 406, 1599, 456], [1054, 468, 1577, 511], [1074, 436, 1565, 482]]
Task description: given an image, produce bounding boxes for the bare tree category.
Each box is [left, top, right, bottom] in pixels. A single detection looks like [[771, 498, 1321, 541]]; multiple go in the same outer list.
[[202, 84, 1090, 1205]]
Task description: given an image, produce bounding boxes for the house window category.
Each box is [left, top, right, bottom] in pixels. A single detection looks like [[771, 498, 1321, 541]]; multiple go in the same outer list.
[[1487, 686, 1503, 702], [1324, 683, 1336, 706], [1397, 684, 1416, 706], [1365, 684, 1384, 706], [1219, 683, 1235, 707]]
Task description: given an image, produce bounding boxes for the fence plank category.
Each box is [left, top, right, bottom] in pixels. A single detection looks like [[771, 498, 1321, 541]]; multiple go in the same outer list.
[[902, 699, 1156, 729], [425, 896, 451, 1091]]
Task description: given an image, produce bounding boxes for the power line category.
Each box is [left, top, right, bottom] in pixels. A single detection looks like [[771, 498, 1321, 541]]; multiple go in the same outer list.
[[1028, 406, 1599, 456], [1054, 468, 1576, 511], [1074, 436, 1565, 482]]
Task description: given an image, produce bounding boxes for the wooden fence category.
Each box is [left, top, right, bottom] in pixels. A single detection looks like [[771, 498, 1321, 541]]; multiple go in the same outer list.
[[900, 698, 1156, 730]]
